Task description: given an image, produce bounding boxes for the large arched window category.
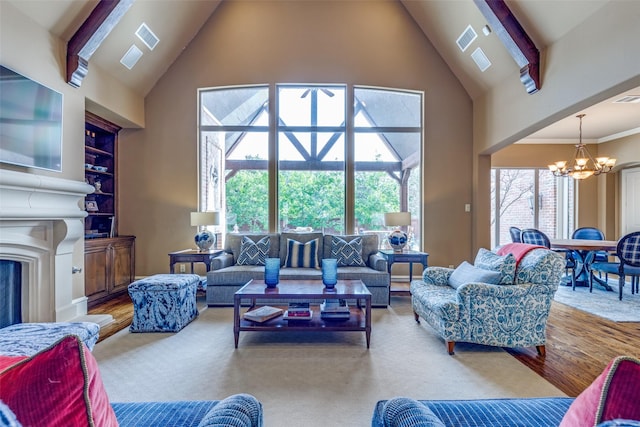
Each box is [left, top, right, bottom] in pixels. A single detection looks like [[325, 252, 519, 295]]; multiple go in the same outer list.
[[198, 84, 423, 249]]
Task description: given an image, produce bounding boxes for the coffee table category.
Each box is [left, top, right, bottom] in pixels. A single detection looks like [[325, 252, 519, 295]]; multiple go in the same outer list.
[[233, 279, 372, 348]]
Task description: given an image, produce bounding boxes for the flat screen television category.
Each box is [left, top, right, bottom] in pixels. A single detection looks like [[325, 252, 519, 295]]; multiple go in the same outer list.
[[0, 65, 63, 172]]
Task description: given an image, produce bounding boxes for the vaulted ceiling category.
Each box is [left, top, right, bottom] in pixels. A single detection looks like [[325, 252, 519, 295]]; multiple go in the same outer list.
[[8, 0, 640, 143]]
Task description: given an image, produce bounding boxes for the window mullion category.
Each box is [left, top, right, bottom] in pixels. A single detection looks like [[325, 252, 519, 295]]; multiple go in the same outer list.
[[269, 83, 278, 232], [345, 86, 355, 235]]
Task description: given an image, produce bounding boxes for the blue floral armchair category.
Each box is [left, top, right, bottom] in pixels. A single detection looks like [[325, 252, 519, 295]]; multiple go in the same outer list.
[[410, 248, 564, 355]]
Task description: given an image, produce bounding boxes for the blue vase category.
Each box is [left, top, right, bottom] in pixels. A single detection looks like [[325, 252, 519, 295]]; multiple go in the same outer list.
[[322, 258, 338, 288], [264, 258, 280, 287]]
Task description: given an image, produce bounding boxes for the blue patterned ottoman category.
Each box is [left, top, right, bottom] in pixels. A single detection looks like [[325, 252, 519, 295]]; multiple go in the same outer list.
[[0, 322, 100, 357], [128, 274, 200, 333]]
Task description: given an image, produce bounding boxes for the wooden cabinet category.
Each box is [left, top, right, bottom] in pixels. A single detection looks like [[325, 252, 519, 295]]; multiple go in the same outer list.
[[85, 236, 135, 308], [84, 112, 135, 307]]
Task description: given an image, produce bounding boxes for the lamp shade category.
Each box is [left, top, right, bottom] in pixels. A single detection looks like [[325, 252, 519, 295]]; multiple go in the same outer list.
[[384, 212, 411, 227], [190, 211, 220, 227]]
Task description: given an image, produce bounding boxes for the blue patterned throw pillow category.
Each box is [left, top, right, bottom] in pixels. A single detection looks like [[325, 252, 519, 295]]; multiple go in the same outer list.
[[448, 261, 503, 289], [474, 248, 517, 285], [236, 236, 270, 266], [331, 236, 366, 267], [285, 238, 320, 268]]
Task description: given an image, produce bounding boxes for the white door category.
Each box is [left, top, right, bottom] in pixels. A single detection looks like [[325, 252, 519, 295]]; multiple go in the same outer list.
[[621, 167, 640, 234]]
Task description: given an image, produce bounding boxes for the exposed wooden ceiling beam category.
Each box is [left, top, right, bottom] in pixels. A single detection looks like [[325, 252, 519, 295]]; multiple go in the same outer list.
[[66, 0, 134, 88], [473, 0, 541, 94]]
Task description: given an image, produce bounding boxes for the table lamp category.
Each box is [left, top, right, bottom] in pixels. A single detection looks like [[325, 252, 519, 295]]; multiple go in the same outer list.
[[384, 212, 411, 252], [190, 211, 220, 251]]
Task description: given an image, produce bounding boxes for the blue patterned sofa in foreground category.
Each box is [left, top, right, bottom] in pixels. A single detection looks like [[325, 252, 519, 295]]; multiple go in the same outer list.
[[372, 355, 640, 426], [411, 247, 564, 355]]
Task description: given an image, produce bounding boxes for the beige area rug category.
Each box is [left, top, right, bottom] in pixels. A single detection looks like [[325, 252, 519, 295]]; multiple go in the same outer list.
[[93, 296, 565, 426]]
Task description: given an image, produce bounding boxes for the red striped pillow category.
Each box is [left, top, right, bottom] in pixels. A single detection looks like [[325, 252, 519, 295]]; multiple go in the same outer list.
[[0, 335, 117, 426]]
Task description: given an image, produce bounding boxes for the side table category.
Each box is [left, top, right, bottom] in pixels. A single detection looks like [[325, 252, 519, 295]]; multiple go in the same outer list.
[[168, 249, 222, 274], [379, 250, 429, 304]]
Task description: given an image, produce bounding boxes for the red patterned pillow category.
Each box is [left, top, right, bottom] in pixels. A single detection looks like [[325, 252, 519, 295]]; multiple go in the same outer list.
[[0, 335, 117, 426], [560, 356, 640, 426]]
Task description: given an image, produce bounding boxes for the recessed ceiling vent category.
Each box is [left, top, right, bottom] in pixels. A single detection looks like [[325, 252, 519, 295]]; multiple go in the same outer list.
[[457, 25, 478, 52], [471, 47, 491, 72], [136, 23, 159, 51], [614, 95, 640, 104], [120, 45, 143, 70]]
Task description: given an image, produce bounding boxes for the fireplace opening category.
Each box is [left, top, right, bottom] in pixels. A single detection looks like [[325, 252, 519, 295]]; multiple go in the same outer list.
[[1, 260, 22, 328]]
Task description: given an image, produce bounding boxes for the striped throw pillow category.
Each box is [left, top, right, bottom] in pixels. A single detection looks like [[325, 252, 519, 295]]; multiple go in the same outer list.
[[285, 238, 320, 268]]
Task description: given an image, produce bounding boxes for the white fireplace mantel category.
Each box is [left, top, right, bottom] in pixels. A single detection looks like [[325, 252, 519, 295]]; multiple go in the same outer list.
[[0, 169, 97, 322]]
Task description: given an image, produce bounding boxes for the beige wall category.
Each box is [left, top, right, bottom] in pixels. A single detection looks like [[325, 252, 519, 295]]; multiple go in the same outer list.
[[473, 0, 640, 251], [0, 2, 144, 298], [118, 0, 474, 275]]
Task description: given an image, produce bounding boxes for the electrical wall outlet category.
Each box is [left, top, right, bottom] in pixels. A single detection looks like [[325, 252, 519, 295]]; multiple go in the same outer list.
[[179, 264, 186, 273], [448, 264, 455, 269]]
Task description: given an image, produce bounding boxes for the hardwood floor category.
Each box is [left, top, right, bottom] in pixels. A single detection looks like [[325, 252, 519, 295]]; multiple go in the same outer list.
[[88, 292, 134, 342], [89, 283, 640, 397]]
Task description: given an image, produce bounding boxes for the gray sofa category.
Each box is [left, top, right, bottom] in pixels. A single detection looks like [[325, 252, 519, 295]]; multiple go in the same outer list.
[[206, 232, 390, 307]]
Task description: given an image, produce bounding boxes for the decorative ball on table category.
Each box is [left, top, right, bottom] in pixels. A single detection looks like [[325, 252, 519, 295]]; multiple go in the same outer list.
[[387, 230, 408, 252], [384, 211, 411, 252], [194, 230, 215, 251], [191, 211, 220, 252]]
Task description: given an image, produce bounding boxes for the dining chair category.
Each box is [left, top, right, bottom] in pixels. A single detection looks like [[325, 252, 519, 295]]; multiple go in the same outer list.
[[569, 227, 610, 285], [520, 228, 551, 248], [589, 231, 640, 300], [509, 226, 522, 243]]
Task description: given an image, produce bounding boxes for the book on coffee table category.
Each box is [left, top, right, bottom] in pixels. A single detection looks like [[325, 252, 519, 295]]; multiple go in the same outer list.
[[283, 309, 313, 320], [243, 306, 283, 323]]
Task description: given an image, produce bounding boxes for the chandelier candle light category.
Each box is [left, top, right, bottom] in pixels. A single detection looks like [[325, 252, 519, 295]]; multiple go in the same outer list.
[[548, 114, 616, 180], [384, 212, 411, 252], [190, 211, 220, 252]]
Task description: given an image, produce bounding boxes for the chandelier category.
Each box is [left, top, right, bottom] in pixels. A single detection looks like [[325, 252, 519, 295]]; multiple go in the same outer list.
[[548, 114, 616, 180]]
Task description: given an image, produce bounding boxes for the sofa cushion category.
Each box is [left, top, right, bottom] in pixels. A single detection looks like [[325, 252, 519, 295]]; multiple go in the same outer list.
[[331, 236, 366, 267], [0, 335, 117, 427], [373, 397, 575, 427], [197, 393, 263, 427], [237, 236, 270, 266], [323, 234, 379, 261], [111, 401, 220, 427], [379, 397, 445, 427], [560, 356, 640, 427], [474, 248, 516, 285], [448, 261, 502, 289], [224, 234, 280, 262], [285, 238, 320, 268]]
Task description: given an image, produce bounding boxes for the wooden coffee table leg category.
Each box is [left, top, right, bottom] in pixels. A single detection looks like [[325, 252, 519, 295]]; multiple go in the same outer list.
[[365, 296, 371, 348], [233, 296, 240, 348]]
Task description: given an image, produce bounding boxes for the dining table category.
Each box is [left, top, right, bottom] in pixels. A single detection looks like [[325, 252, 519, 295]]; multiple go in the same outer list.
[[550, 238, 618, 290]]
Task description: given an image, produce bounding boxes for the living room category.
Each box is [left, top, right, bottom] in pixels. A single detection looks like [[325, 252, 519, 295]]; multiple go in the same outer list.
[[1, 1, 639, 425]]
